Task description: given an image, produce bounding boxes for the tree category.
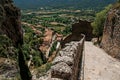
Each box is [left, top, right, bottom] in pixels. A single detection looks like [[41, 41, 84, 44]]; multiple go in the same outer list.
[[118, 0, 120, 2], [91, 4, 112, 43]]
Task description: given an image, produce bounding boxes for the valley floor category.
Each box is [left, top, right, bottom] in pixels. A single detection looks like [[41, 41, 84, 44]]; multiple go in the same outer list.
[[84, 41, 120, 80]]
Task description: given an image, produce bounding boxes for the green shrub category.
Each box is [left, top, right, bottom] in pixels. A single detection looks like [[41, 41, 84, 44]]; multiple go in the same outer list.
[[0, 35, 17, 59], [49, 41, 57, 57], [37, 63, 52, 74], [91, 4, 112, 37], [33, 56, 43, 67]]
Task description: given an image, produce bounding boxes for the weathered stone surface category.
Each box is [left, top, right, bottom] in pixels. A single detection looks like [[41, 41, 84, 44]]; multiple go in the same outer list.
[[0, 59, 18, 79], [52, 56, 73, 66], [82, 42, 120, 80], [59, 51, 75, 58], [0, 0, 23, 47], [51, 35, 85, 80], [0, 1, 32, 80], [51, 62, 72, 79], [101, 6, 120, 59], [72, 20, 93, 41]]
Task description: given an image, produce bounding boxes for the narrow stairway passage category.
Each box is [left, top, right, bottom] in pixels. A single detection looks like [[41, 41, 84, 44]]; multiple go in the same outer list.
[[84, 41, 120, 80]]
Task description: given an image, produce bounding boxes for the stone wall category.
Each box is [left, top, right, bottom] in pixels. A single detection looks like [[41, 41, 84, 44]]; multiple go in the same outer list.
[[72, 20, 93, 41], [51, 34, 85, 80], [61, 20, 92, 47], [101, 7, 120, 59]]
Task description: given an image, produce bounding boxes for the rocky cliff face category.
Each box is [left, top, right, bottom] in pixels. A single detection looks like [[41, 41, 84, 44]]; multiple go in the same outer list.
[[101, 6, 120, 59], [0, 0, 24, 79], [0, 0, 23, 47]]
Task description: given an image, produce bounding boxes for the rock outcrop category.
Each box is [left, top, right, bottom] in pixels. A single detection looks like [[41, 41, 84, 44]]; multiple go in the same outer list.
[[0, 59, 18, 79], [0, 1, 32, 80], [101, 5, 120, 59], [0, 0, 23, 47]]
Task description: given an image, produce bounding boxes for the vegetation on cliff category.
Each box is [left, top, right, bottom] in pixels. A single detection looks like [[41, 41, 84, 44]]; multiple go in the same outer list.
[[101, 1, 120, 59], [91, 0, 120, 44], [91, 4, 112, 43]]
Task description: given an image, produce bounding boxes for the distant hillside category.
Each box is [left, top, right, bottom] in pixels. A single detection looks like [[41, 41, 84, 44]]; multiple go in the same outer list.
[[13, 0, 116, 10]]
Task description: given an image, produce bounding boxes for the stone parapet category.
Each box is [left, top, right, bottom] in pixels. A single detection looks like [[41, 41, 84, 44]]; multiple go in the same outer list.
[[51, 34, 85, 80]]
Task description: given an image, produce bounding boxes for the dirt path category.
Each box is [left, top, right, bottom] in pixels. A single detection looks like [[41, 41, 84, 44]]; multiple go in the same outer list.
[[84, 41, 120, 80]]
